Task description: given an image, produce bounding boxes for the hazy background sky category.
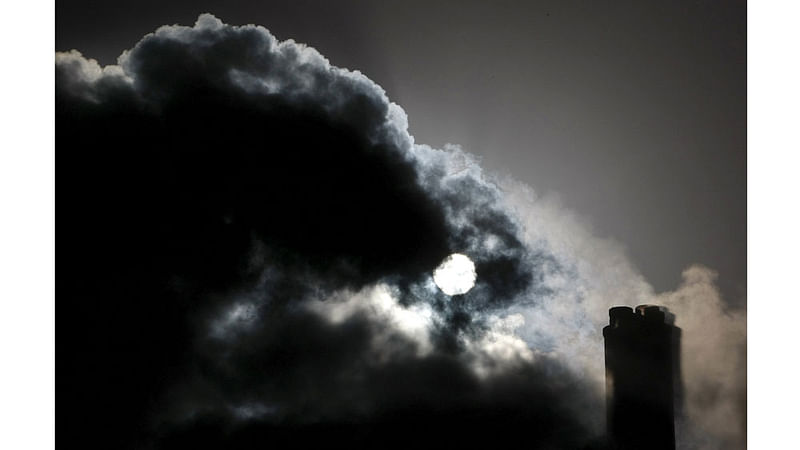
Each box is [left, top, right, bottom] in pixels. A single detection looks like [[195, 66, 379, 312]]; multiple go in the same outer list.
[[56, 0, 746, 306]]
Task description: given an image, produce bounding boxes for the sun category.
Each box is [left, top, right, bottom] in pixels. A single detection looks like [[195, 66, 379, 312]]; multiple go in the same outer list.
[[433, 253, 477, 296]]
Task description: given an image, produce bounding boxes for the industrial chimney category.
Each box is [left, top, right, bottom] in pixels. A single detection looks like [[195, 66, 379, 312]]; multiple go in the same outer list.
[[603, 305, 678, 450]]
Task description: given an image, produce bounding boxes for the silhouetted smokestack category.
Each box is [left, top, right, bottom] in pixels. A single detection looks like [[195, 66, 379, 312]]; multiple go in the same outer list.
[[604, 305, 676, 450]]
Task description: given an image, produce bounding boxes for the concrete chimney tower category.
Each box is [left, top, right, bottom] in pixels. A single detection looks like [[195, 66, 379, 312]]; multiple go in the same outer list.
[[603, 305, 677, 450]]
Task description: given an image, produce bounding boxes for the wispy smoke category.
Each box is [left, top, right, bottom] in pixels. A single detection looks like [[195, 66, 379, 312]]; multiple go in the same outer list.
[[502, 181, 747, 449], [57, 14, 745, 449]]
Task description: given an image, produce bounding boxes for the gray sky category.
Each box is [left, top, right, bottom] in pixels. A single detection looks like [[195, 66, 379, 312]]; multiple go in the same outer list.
[[57, 0, 746, 306]]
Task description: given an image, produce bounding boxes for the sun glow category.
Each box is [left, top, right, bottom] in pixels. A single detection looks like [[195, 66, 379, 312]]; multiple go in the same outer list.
[[433, 253, 477, 296]]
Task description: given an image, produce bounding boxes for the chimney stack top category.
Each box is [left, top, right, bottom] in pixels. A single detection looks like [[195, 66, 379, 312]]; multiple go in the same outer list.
[[609, 306, 634, 326], [635, 304, 666, 323]]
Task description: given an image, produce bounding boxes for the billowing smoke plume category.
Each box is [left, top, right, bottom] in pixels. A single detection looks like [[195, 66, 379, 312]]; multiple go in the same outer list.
[[57, 14, 745, 449], [501, 183, 747, 449]]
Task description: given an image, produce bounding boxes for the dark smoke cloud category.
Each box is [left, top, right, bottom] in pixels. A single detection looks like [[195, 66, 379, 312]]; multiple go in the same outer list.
[[58, 14, 587, 449], [57, 14, 744, 449]]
